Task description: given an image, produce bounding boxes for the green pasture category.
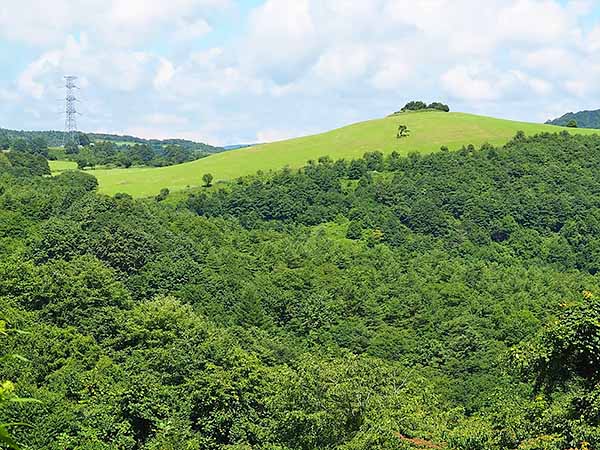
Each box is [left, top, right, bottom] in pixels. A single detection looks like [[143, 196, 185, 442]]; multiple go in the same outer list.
[[50, 112, 600, 197]]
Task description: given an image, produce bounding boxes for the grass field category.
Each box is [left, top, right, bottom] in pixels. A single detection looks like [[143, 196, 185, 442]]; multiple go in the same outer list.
[[50, 111, 600, 197], [49, 160, 77, 172]]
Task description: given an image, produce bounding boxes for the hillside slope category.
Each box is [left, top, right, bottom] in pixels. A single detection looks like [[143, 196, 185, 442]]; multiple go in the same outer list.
[[61, 111, 600, 197], [546, 109, 600, 128]]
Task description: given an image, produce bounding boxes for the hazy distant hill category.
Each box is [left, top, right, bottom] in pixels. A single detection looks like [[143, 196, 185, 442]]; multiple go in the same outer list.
[[0, 127, 224, 153], [546, 109, 600, 128]]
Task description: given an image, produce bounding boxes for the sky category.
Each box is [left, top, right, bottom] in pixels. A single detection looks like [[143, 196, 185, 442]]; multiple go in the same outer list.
[[1, 0, 600, 146]]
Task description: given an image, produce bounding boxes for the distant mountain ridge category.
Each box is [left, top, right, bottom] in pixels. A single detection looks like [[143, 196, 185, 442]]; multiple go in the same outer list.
[[546, 109, 600, 129], [0, 127, 224, 153]]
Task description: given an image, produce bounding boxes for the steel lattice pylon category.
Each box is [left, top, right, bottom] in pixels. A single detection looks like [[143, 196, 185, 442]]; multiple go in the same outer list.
[[63, 76, 79, 146]]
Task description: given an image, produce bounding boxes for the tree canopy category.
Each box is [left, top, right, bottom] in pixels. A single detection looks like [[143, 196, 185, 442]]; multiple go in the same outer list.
[[2, 130, 600, 449]]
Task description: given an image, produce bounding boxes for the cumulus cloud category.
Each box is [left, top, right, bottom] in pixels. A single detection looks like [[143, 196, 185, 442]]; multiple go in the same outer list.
[[0, 0, 229, 46], [2, 0, 600, 144], [441, 65, 499, 102], [442, 65, 554, 102]]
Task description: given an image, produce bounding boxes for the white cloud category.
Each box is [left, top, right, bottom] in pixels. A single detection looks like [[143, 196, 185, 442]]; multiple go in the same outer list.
[[441, 66, 499, 102], [18, 34, 159, 98], [154, 58, 176, 89], [142, 113, 189, 127], [371, 61, 411, 91], [442, 65, 555, 102], [565, 79, 588, 97], [172, 18, 212, 42], [312, 45, 371, 83], [4, 0, 600, 144], [243, 0, 319, 82], [588, 25, 600, 52], [256, 128, 302, 143], [0, 0, 228, 46], [0, 88, 20, 102]]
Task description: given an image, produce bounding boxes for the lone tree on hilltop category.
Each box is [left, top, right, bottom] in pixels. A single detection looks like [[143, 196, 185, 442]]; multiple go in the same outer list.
[[397, 125, 410, 138], [567, 119, 578, 128], [202, 173, 213, 187]]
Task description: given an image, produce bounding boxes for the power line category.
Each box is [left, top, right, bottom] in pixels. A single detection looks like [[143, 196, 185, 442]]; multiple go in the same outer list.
[[63, 75, 79, 146]]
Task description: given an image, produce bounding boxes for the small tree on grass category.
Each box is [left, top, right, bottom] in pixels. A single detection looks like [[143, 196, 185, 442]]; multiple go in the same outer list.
[[155, 188, 170, 202], [397, 125, 410, 138], [202, 173, 213, 187], [567, 119, 578, 128]]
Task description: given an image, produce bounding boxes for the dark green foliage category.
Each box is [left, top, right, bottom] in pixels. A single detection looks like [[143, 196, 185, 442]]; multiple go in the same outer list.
[[397, 100, 449, 113], [428, 102, 450, 112], [6, 131, 600, 448], [0, 134, 9, 151], [11, 139, 28, 153], [396, 124, 410, 138], [202, 173, 214, 187], [68, 142, 205, 169], [64, 142, 79, 155], [29, 138, 48, 158], [401, 100, 427, 111], [567, 119, 578, 128], [155, 188, 169, 202], [0, 128, 224, 154], [547, 109, 600, 129], [5, 151, 49, 176], [78, 133, 91, 146]]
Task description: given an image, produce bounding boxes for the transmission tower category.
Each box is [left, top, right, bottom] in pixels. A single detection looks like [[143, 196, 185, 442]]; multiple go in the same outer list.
[[63, 76, 79, 146]]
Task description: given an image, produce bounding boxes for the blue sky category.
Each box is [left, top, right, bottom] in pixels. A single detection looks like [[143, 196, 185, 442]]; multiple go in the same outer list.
[[1, 0, 600, 145]]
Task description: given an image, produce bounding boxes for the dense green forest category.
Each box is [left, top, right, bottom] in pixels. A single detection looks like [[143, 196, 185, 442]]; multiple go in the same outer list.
[[1, 133, 215, 169], [2, 131, 600, 449], [546, 109, 600, 129], [0, 128, 223, 154], [56, 140, 211, 169]]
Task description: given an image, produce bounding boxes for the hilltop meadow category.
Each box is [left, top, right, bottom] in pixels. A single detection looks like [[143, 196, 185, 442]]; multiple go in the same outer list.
[[50, 111, 599, 197]]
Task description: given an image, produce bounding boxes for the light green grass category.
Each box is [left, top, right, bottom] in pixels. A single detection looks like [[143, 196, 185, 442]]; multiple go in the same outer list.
[[49, 160, 78, 172], [53, 112, 600, 197]]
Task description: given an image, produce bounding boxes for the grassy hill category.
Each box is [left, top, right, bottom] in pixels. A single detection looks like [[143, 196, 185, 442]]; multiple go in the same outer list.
[[50, 111, 600, 197]]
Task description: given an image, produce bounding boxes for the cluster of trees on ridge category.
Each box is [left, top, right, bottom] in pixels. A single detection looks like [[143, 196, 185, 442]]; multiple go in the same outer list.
[[2, 130, 600, 449], [0, 132, 209, 170], [392, 101, 450, 114]]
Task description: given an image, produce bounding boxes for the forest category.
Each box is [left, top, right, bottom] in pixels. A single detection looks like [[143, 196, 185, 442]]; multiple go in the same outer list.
[[0, 129, 223, 154], [1, 134, 213, 170], [59, 141, 209, 169], [2, 131, 600, 449], [547, 109, 600, 129]]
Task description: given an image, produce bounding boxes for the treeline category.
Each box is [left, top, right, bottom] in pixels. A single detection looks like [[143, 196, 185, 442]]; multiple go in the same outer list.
[[0, 128, 223, 153], [62, 141, 207, 169], [546, 109, 600, 129], [392, 100, 450, 114], [1, 133, 206, 169], [1, 131, 600, 448]]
